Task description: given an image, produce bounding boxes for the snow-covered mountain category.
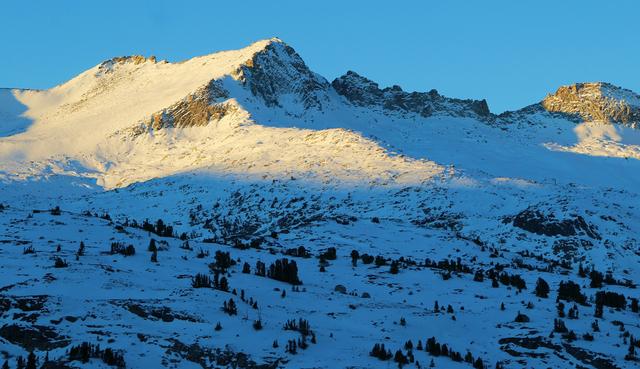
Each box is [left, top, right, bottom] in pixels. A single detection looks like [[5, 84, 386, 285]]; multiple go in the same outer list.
[[1, 39, 639, 369]]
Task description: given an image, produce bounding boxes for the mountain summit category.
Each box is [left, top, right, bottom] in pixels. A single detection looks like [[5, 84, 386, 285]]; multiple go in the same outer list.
[[0, 38, 639, 189], [540, 82, 640, 127]]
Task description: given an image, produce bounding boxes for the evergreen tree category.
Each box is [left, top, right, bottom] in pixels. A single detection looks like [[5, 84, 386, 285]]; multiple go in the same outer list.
[[534, 277, 549, 298], [473, 270, 484, 282], [473, 357, 484, 369], [578, 263, 586, 278], [390, 261, 400, 274], [394, 350, 408, 366], [350, 249, 359, 266], [255, 261, 266, 276], [148, 239, 157, 252], [625, 340, 636, 360], [594, 302, 604, 318], [222, 298, 237, 315], [217, 277, 229, 292], [25, 351, 38, 369], [253, 319, 263, 330], [589, 269, 603, 288]]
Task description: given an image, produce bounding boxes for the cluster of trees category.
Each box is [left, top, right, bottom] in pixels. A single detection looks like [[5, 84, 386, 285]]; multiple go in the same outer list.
[[283, 318, 315, 354], [210, 251, 236, 271], [319, 247, 337, 261], [371, 338, 486, 368], [124, 218, 176, 238], [552, 319, 577, 341], [222, 298, 237, 315], [54, 257, 68, 268], [359, 253, 375, 265], [109, 242, 135, 256], [557, 280, 587, 305], [285, 246, 310, 258], [494, 271, 526, 291], [238, 289, 259, 309], [3, 352, 38, 369], [192, 273, 213, 288], [369, 344, 416, 367], [283, 318, 313, 337], [625, 335, 640, 361], [68, 342, 126, 368], [425, 258, 472, 274], [263, 258, 301, 285], [595, 291, 627, 309], [425, 337, 485, 369], [255, 261, 266, 277], [580, 265, 635, 289], [191, 271, 231, 292], [285, 338, 310, 354], [370, 343, 393, 360]]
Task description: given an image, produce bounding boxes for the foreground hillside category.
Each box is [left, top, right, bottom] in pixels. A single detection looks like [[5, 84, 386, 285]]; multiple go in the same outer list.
[[1, 39, 639, 369]]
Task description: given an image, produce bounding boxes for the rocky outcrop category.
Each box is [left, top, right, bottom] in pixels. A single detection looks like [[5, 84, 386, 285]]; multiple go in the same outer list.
[[504, 82, 640, 128], [0, 323, 70, 351], [232, 39, 330, 111], [332, 71, 492, 119], [511, 208, 600, 239], [98, 55, 158, 74], [130, 80, 235, 134], [166, 339, 281, 369], [541, 83, 640, 127]]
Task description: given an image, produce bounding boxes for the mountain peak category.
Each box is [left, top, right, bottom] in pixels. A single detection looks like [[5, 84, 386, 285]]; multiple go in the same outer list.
[[232, 38, 330, 110], [540, 82, 640, 127], [332, 71, 491, 119]]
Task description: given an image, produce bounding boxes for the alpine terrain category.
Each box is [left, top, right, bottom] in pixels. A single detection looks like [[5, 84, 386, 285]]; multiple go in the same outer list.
[[1, 38, 639, 369]]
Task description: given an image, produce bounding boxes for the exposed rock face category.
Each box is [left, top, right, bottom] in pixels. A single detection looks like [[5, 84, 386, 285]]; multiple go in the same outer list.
[[167, 339, 280, 369], [0, 323, 70, 351], [332, 71, 492, 119], [512, 208, 600, 239], [233, 39, 330, 110], [132, 80, 234, 133], [540, 82, 640, 127], [98, 55, 158, 73]]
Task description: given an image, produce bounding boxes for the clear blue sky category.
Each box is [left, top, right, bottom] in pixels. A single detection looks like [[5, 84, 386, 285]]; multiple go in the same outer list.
[[1, 0, 638, 113]]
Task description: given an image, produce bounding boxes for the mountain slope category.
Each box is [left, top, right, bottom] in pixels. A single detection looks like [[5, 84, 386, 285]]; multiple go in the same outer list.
[[1, 39, 640, 369]]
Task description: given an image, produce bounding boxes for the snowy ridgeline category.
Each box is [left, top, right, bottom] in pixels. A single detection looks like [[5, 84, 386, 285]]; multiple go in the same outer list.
[[0, 38, 639, 369]]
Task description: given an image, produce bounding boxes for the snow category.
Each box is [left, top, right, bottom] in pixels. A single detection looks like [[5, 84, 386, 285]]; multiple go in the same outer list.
[[1, 38, 640, 369]]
